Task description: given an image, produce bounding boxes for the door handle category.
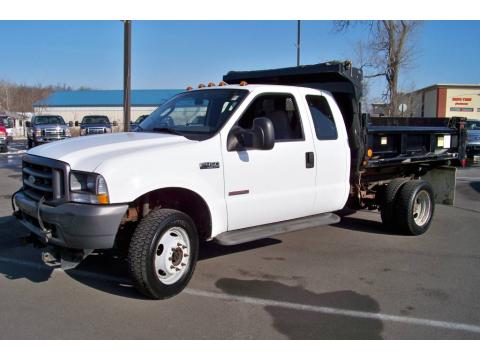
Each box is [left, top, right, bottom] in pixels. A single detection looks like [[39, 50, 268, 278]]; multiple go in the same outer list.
[[306, 152, 314, 168]]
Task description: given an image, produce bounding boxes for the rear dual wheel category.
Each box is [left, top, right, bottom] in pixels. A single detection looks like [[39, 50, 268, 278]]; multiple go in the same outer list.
[[381, 179, 435, 236]]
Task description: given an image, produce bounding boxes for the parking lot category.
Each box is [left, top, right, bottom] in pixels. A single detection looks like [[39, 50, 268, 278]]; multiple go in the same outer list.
[[0, 140, 479, 339]]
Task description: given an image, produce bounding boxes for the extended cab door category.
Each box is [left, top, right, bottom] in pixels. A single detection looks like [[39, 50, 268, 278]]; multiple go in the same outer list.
[[300, 89, 350, 213], [221, 90, 317, 231]]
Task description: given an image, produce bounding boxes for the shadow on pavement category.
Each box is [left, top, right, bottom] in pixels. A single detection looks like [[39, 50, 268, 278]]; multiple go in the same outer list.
[[199, 238, 281, 261], [470, 182, 480, 194], [216, 278, 383, 339], [333, 215, 394, 236], [63, 238, 282, 299], [0, 216, 53, 283]]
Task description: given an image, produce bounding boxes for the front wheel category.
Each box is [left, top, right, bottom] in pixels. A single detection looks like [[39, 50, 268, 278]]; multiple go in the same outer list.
[[395, 180, 435, 236], [128, 208, 199, 299]]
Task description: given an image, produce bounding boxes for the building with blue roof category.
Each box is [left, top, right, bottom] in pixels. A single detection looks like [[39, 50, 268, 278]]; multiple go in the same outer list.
[[33, 89, 182, 131]]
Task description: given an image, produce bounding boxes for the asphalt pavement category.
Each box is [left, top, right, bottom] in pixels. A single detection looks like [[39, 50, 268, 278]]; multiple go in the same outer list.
[[0, 140, 479, 339]]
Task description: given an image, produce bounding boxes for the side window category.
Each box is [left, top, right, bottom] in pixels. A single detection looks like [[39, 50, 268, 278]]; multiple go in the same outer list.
[[237, 94, 303, 141], [306, 95, 338, 140]]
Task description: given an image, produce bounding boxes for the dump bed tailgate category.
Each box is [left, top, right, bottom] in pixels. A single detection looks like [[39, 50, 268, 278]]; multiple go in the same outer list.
[[363, 117, 467, 168]]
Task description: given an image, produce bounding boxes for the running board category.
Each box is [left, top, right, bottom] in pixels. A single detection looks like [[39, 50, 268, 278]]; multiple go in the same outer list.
[[214, 213, 340, 246]]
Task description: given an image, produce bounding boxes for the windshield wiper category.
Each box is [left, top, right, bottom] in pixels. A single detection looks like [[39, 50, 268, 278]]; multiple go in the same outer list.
[[151, 127, 184, 136]]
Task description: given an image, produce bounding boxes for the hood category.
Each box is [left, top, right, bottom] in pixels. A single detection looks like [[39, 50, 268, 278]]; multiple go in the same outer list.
[[80, 123, 112, 129], [27, 132, 194, 171], [34, 124, 69, 130]]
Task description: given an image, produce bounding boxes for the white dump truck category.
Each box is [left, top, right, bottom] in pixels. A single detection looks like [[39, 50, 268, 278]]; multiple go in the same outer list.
[[13, 61, 467, 299]]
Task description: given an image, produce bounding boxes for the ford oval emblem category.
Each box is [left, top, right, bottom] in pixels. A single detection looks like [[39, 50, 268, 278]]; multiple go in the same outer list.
[[28, 175, 35, 184]]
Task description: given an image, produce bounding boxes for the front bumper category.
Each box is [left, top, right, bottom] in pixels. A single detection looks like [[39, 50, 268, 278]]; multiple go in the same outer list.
[[13, 191, 128, 250], [35, 137, 69, 144]]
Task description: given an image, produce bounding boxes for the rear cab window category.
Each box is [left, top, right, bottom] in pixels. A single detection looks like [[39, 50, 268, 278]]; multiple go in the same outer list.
[[306, 95, 338, 140]]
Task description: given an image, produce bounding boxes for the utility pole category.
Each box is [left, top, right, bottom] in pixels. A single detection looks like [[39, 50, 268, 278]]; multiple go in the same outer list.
[[123, 20, 131, 132], [296, 20, 301, 66]]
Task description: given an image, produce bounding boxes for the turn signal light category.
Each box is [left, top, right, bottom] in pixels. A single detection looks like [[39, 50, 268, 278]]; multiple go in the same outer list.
[[96, 194, 109, 204], [367, 148, 373, 158]]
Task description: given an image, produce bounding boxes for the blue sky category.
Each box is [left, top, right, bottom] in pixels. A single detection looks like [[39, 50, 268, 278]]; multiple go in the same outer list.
[[0, 20, 479, 101]]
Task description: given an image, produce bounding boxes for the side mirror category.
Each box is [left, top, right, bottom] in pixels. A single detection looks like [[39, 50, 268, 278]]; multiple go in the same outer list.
[[113, 121, 118, 127], [252, 117, 275, 150], [68, 121, 74, 127], [75, 121, 79, 127], [227, 117, 275, 151], [25, 121, 31, 128]]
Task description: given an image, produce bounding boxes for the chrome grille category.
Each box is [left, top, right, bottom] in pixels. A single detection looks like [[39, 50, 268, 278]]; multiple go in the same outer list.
[[43, 128, 65, 140], [87, 127, 105, 134], [22, 155, 68, 203]]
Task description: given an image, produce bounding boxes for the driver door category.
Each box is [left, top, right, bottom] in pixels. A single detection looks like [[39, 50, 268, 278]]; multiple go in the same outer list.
[[222, 92, 317, 231]]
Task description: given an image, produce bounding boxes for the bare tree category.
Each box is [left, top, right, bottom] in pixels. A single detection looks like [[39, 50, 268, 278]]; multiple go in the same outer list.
[[335, 20, 421, 116], [0, 80, 89, 114]]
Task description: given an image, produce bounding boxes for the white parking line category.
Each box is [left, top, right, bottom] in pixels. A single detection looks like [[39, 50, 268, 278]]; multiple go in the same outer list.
[[1, 255, 480, 335]]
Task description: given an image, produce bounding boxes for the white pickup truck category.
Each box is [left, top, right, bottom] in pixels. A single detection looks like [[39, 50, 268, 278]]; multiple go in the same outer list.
[[12, 62, 466, 299]]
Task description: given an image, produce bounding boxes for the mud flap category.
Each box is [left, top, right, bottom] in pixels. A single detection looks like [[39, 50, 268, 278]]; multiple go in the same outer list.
[[421, 166, 456, 205]]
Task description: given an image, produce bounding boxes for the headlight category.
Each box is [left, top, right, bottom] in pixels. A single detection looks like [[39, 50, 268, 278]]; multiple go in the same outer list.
[[105, 127, 112, 133], [65, 128, 71, 137], [80, 128, 86, 136], [70, 171, 109, 204], [35, 129, 42, 137]]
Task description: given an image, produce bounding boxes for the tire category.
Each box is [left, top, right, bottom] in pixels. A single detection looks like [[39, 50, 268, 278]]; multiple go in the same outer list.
[[128, 208, 199, 299], [380, 178, 408, 230], [394, 180, 435, 236]]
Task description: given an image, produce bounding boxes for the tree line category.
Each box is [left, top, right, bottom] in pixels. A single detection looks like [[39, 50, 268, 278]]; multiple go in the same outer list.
[[0, 80, 92, 114]]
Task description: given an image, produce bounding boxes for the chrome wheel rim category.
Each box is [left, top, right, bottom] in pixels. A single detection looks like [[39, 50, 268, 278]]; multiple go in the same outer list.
[[154, 227, 190, 285], [412, 190, 432, 227]]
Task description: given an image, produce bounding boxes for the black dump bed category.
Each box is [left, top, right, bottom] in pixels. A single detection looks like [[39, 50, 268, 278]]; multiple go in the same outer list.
[[224, 61, 467, 182], [224, 61, 366, 177]]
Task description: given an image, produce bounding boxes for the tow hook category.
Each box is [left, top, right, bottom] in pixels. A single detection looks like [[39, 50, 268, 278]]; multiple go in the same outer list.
[[42, 247, 94, 270], [42, 249, 61, 267]]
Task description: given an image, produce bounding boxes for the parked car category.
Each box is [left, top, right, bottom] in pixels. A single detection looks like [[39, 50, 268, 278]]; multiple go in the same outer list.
[[26, 115, 72, 148], [76, 115, 117, 136], [130, 114, 149, 132], [466, 119, 480, 157], [13, 61, 467, 299], [0, 116, 15, 141], [0, 125, 8, 153]]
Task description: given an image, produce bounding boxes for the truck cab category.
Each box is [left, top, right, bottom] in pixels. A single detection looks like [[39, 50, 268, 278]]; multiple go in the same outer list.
[[26, 115, 72, 148], [76, 115, 117, 136]]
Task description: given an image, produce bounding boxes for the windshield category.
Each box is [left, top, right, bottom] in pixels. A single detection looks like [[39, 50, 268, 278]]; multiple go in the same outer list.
[[139, 89, 249, 139], [466, 121, 480, 131], [82, 116, 110, 125], [34, 116, 65, 125]]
